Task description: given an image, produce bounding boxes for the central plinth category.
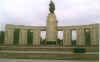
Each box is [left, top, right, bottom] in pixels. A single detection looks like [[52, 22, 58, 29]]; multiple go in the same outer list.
[[46, 13, 57, 45]]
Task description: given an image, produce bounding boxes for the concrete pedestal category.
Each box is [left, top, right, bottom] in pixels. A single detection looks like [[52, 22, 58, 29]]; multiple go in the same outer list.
[[46, 13, 57, 45]]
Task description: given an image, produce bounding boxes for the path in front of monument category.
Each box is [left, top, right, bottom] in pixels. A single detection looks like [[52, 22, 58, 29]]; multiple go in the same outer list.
[[0, 58, 98, 62]]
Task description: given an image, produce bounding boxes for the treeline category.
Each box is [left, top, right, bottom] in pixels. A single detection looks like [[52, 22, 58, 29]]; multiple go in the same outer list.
[[13, 29, 33, 45], [0, 31, 5, 44]]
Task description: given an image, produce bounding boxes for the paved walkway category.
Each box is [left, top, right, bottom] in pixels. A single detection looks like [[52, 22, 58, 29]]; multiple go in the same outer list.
[[0, 58, 98, 62]]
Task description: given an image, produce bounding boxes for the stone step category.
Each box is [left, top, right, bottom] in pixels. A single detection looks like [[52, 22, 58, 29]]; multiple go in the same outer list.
[[0, 50, 98, 60], [0, 46, 98, 52]]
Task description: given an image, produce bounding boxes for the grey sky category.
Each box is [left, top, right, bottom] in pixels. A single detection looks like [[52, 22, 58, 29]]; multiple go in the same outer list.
[[0, 0, 100, 29], [0, 0, 100, 39]]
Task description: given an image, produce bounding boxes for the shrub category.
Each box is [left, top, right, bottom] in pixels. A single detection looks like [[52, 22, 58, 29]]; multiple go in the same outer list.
[[73, 48, 86, 53]]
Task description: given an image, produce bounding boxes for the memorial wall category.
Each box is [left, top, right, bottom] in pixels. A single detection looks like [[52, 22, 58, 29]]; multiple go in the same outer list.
[[3, 24, 99, 47]]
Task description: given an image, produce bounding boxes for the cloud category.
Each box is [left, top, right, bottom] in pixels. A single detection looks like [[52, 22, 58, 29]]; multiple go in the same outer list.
[[0, 0, 100, 30]]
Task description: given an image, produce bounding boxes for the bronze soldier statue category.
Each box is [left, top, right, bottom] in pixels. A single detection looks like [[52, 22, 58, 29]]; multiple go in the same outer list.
[[49, 0, 55, 13]]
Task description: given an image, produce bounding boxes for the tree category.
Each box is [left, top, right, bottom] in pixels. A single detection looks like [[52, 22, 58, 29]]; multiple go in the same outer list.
[[0, 31, 5, 44]]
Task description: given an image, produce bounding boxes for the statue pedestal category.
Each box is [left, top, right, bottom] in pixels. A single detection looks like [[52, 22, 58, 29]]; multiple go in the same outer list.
[[47, 41, 56, 45], [46, 13, 57, 45]]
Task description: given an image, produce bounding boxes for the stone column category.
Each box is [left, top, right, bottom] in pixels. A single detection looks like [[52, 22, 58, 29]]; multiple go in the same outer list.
[[63, 29, 72, 46], [90, 24, 99, 46], [33, 30, 40, 46], [76, 28, 85, 46], [4, 29, 14, 45], [19, 29, 27, 45]]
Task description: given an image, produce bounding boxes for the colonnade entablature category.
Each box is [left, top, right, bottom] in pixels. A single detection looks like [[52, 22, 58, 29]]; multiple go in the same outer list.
[[5, 24, 99, 31], [4, 24, 99, 47]]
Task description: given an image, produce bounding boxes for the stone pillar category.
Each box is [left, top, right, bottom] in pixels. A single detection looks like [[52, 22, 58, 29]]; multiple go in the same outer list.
[[90, 24, 99, 46], [76, 28, 85, 46], [5, 29, 14, 45], [33, 30, 40, 46], [19, 29, 27, 45], [63, 29, 72, 46]]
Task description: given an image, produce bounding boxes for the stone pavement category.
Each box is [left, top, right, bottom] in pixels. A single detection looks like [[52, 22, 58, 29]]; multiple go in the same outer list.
[[0, 58, 98, 62]]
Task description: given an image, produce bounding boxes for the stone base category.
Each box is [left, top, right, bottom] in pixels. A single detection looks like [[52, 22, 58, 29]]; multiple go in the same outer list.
[[46, 41, 56, 45], [0, 52, 98, 60], [0, 45, 98, 60]]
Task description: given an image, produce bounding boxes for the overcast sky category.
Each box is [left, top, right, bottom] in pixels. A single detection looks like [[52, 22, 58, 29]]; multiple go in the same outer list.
[[0, 0, 100, 30], [0, 0, 100, 39]]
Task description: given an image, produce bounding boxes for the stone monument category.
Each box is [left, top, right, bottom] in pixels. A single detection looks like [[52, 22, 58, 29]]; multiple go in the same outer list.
[[46, 0, 58, 45]]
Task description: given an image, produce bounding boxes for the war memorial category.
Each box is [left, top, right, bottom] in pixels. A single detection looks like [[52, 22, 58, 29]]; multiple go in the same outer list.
[[0, 0, 99, 60]]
